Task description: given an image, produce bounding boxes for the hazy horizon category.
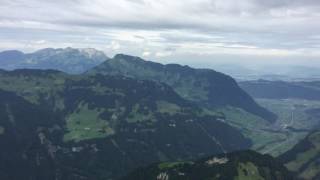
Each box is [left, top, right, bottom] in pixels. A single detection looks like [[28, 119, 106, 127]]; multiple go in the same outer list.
[[1, 0, 320, 68], [1, 2, 320, 179]]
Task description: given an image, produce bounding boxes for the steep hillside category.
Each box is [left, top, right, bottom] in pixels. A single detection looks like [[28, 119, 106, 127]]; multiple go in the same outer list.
[[0, 69, 251, 180], [0, 90, 64, 180], [88, 54, 276, 122], [0, 48, 108, 74], [279, 131, 320, 180], [122, 150, 294, 180]]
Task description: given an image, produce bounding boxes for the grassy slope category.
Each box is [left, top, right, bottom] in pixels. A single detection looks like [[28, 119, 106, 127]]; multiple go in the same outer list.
[[122, 150, 292, 180], [279, 131, 320, 180], [0, 126, 4, 134], [63, 103, 115, 142], [235, 162, 264, 180], [295, 132, 320, 179], [0, 70, 66, 110]]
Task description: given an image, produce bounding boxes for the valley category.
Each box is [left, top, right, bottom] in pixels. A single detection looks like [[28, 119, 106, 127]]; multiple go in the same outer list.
[[201, 98, 320, 157], [250, 99, 320, 156], [0, 48, 319, 179], [1, 0, 320, 179], [237, 80, 320, 156]]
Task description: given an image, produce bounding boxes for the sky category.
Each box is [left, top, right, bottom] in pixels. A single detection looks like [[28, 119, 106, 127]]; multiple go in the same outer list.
[[1, 0, 320, 68]]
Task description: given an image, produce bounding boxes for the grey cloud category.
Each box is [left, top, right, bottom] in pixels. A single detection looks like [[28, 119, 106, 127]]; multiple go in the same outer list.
[[0, 0, 319, 65], [256, 0, 320, 8]]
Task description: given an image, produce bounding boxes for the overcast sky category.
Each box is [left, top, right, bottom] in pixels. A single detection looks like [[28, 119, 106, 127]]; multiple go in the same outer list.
[[1, 0, 320, 67]]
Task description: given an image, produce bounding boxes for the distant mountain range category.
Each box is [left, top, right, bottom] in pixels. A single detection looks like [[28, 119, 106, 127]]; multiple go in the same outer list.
[[2, 48, 320, 82], [0, 48, 108, 74], [0, 48, 276, 122], [213, 64, 320, 82], [239, 80, 320, 100]]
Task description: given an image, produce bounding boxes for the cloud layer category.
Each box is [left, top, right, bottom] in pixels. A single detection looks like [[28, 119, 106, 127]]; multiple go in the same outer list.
[[0, 0, 320, 66]]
